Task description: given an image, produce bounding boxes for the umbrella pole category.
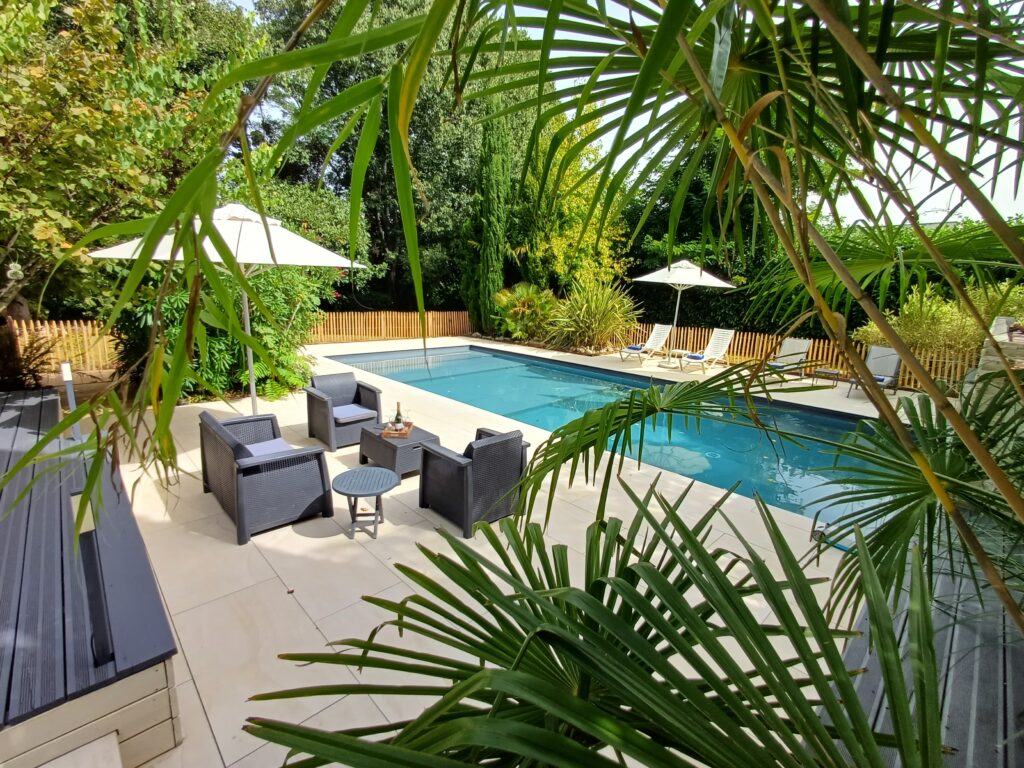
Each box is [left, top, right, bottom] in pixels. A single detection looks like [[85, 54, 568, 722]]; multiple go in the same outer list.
[[241, 291, 258, 415], [671, 285, 683, 350], [658, 286, 685, 369]]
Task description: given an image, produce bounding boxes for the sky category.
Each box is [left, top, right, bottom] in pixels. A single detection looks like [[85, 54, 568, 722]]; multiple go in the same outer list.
[[827, 141, 1023, 225]]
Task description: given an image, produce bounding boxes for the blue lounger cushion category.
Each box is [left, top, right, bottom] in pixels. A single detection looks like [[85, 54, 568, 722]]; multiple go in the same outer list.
[[241, 437, 292, 458], [686, 353, 706, 361], [624, 344, 643, 351], [333, 403, 376, 424]]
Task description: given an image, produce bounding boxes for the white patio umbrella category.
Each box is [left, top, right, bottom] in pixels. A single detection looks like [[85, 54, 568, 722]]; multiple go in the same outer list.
[[633, 259, 734, 367], [91, 203, 365, 415]]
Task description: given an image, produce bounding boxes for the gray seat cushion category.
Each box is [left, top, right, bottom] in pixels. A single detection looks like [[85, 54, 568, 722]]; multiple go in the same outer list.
[[240, 437, 292, 458], [333, 404, 376, 425]]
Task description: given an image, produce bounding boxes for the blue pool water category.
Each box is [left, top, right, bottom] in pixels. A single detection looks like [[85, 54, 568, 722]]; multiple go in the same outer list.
[[332, 346, 868, 522]]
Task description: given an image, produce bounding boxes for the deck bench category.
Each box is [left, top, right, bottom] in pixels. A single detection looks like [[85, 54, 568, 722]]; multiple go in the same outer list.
[[0, 389, 179, 768]]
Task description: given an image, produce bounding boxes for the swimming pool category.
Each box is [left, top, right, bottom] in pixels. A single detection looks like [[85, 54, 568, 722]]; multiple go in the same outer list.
[[331, 345, 868, 522]]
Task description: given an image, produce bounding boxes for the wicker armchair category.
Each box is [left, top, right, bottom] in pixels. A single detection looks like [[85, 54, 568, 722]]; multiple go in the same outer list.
[[305, 373, 382, 451], [199, 411, 332, 545], [419, 428, 529, 538]]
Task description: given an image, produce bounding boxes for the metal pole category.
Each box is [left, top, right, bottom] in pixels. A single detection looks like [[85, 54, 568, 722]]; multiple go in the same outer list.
[[241, 291, 258, 415], [658, 286, 685, 369], [671, 284, 683, 350]]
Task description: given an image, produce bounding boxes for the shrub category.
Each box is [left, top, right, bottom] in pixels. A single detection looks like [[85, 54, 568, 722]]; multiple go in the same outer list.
[[493, 282, 558, 340], [0, 325, 55, 391], [852, 281, 1024, 353], [966, 280, 1024, 325], [113, 266, 335, 399], [546, 280, 639, 352]]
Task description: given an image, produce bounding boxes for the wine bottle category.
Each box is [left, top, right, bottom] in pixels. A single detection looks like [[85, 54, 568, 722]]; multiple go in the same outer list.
[[393, 402, 403, 428]]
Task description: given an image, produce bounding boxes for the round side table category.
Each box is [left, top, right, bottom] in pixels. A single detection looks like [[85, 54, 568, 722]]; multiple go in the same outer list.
[[332, 467, 399, 538]]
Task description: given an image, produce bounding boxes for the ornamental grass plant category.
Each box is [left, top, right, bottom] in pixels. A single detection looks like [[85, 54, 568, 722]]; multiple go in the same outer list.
[[545, 280, 640, 353]]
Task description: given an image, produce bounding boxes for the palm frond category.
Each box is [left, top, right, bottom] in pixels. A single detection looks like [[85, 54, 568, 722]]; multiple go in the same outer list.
[[247, 478, 945, 766]]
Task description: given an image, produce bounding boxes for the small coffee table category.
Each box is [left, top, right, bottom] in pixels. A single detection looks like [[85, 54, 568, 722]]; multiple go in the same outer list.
[[811, 367, 843, 387], [359, 423, 441, 476], [332, 467, 399, 538]]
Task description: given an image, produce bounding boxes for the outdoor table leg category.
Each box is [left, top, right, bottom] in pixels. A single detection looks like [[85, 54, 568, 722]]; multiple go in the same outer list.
[[346, 493, 385, 538]]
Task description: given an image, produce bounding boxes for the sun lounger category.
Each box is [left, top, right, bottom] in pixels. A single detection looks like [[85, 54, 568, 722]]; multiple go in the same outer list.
[[673, 328, 735, 372], [620, 323, 672, 362], [766, 337, 812, 377], [847, 345, 901, 396]]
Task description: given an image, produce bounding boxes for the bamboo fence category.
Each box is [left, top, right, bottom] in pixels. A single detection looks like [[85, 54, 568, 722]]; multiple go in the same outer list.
[[625, 323, 979, 391], [9, 313, 978, 390], [8, 319, 116, 372]]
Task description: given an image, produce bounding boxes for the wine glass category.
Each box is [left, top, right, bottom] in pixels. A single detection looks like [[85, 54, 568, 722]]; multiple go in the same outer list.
[[402, 409, 412, 428]]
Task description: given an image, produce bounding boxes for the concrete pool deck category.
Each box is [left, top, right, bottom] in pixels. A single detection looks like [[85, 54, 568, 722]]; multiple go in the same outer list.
[[133, 336, 891, 767]]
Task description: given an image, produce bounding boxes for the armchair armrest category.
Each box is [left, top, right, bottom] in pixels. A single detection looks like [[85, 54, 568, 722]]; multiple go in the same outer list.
[[235, 445, 324, 471], [304, 386, 333, 406], [356, 382, 382, 417], [421, 442, 472, 467]]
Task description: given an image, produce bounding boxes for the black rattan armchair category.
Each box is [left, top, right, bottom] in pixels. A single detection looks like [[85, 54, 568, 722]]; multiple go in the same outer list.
[[199, 411, 333, 545], [418, 428, 529, 538], [305, 372, 382, 450]]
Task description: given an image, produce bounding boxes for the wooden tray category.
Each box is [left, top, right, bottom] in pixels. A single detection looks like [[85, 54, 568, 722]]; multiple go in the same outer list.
[[381, 422, 414, 438]]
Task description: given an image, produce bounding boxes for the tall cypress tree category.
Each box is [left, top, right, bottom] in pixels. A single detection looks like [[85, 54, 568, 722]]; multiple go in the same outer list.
[[473, 97, 510, 334]]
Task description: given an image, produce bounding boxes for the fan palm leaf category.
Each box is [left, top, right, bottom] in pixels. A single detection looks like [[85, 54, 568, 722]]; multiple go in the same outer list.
[[246, 480, 944, 766], [817, 370, 1024, 622]]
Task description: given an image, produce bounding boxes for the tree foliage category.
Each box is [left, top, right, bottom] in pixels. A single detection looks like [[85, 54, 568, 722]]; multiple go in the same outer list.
[[510, 112, 631, 291], [462, 97, 511, 332], [0, 0, 258, 315]]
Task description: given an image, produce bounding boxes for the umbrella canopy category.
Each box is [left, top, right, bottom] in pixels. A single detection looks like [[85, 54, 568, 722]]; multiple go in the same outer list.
[[91, 203, 365, 414], [632, 259, 733, 366], [91, 203, 362, 269], [633, 258, 734, 290]]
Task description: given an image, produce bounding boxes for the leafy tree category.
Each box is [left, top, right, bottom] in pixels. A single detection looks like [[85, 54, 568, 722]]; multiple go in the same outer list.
[[510, 112, 630, 291], [252, 0, 533, 310], [0, 0, 257, 316]]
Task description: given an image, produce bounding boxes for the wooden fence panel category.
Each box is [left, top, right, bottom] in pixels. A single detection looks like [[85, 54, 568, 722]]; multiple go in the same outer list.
[[623, 321, 978, 388], [308, 310, 472, 343], [7, 314, 979, 391], [8, 319, 116, 373]]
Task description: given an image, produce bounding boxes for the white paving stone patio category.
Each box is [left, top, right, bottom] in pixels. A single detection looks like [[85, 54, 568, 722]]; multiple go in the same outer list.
[[132, 337, 892, 767]]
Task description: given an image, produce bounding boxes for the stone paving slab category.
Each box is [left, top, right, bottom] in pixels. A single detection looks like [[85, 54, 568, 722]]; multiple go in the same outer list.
[[138, 336, 870, 766]]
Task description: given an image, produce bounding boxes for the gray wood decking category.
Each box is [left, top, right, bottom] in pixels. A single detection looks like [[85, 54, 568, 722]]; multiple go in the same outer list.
[[0, 389, 176, 728], [840, 568, 1024, 766]]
